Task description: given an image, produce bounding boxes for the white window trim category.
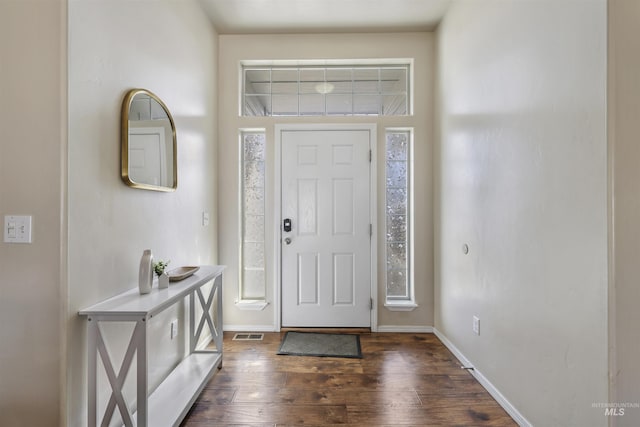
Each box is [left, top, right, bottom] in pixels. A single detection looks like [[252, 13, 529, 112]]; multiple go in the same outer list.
[[240, 59, 414, 117], [237, 129, 268, 308], [384, 301, 419, 311], [235, 300, 269, 311], [384, 128, 416, 311]]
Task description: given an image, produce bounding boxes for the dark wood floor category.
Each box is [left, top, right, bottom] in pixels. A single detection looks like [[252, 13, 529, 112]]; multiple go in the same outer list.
[[181, 331, 517, 426]]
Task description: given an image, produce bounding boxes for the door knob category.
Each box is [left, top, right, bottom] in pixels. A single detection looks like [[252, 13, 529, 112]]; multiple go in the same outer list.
[[284, 237, 292, 245]]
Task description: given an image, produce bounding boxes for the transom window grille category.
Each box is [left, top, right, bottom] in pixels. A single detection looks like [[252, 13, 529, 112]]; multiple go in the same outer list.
[[385, 130, 412, 303], [243, 65, 410, 117], [240, 131, 266, 301]]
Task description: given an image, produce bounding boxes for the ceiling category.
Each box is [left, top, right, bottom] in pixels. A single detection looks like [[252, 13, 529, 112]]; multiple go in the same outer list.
[[199, 0, 451, 34]]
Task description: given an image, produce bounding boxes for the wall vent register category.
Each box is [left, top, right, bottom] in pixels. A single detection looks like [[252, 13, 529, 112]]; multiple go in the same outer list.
[[232, 333, 264, 341]]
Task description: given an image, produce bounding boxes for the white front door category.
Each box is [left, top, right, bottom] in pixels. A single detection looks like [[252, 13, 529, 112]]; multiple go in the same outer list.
[[280, 128, 372, 327]]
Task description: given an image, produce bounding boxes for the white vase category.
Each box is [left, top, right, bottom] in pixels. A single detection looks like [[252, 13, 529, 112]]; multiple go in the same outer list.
[[138, 249, 153, 294], [158, 271, 170, 289]]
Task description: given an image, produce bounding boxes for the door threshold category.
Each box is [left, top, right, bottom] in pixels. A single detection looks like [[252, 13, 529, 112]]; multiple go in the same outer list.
[[281, 327, 371, 334]]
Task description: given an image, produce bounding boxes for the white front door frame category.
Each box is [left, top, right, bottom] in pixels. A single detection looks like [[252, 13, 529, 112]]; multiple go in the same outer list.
[[274, 123, 378, 331]]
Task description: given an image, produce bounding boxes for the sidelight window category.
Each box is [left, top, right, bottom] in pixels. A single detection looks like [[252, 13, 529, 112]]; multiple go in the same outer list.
[[384, 129, 416, 309], [239, 130, 267, 304]]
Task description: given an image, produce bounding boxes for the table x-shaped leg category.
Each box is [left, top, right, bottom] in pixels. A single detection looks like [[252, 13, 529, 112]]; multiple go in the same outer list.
[[189, 278, 221, 354], [87, 316, 147, 427]]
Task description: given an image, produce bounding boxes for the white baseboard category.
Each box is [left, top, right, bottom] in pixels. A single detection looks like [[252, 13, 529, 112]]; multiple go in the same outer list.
[[375, 325, 434, 333], [432, 328, 532, 427], [223, 324, 279, 332]]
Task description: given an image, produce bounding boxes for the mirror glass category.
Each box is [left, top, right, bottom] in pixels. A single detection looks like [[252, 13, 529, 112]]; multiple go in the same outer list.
[[121, 89, 177, 191]]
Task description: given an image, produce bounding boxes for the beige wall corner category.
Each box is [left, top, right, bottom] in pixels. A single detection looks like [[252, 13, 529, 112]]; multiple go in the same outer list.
[[436, 0, 608, 425], [67, 1, 218, 424], [0, 1, 67, 425], [609, 0, 640, 425]]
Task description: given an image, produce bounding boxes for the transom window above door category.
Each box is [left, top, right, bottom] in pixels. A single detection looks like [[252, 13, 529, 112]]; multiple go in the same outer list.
[[242, 62, 411, 117]]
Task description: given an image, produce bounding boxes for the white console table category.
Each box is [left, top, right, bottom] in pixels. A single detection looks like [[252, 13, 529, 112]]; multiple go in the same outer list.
[[79, 265, 225, 427]]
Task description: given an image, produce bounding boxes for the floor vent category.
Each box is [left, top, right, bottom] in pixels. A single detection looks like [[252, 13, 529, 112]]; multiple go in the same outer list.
[[233, 333, 264, 341]]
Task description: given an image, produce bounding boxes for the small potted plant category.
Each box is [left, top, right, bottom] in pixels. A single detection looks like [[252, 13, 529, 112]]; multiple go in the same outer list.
[[153, 259, 171, 289]]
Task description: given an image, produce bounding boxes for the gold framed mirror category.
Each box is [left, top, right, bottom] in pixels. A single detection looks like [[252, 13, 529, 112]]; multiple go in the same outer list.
[[121, 89, 177, 191]]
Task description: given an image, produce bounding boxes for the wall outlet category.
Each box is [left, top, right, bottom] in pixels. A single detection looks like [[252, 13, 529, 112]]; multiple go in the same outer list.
[[473, 316, 480, 335], [170, 319, 179, 339]]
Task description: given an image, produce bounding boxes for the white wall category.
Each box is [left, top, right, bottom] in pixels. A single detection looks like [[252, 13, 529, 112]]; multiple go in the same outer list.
[[609, 0, 640, 425], [436, 1, 608, 425], [217, 33, 435, 331], [67, 0, 218, 424], [0, 1, 67, 425]]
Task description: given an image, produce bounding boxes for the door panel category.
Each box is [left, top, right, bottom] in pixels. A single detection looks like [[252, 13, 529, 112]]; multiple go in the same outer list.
[[281, 129, 371, 327], [298, 252, 319, 304], [333, 253, 355, 304]]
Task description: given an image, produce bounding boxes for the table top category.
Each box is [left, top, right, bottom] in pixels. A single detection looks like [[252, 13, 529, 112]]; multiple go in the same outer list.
[[78, 265, 225, 318]]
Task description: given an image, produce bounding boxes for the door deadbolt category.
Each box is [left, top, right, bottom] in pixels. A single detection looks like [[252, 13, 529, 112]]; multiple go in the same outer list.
[[283, 218, 292, 232]]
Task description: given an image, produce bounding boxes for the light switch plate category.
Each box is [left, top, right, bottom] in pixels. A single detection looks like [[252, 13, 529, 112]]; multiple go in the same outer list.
[[4, 215, 32, 243]]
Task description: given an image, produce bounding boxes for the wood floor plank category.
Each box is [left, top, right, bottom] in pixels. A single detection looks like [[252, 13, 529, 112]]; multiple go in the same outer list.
[[181, 331, 517, 426], [415, 375, 489, 395], [202, 371, 287, 389], [275, 357, 365, 374], [285, 372, 472, 390], [347, 404, 516, 426], [232, 387, 422, 407], [185, 403, 348, 424]]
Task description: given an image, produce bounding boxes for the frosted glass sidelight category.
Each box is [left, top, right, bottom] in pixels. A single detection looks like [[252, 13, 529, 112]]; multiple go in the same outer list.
[[242, 269, 266, 299], [387, 243, 407, 270], [386, 161, 407, 188], [241, 131, 267, 302], [244, 215, 264, 243], [244, 188, 265, 216], [243, 161, 265, 188], [387, 215, 407, 242], [387, 270, 408, 297], [386, 188, 407, 215], [385, 130, 411, 303], [243, 243, 265, 269], [244, 134, 265, 160], [386, 132, 409, 160]]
